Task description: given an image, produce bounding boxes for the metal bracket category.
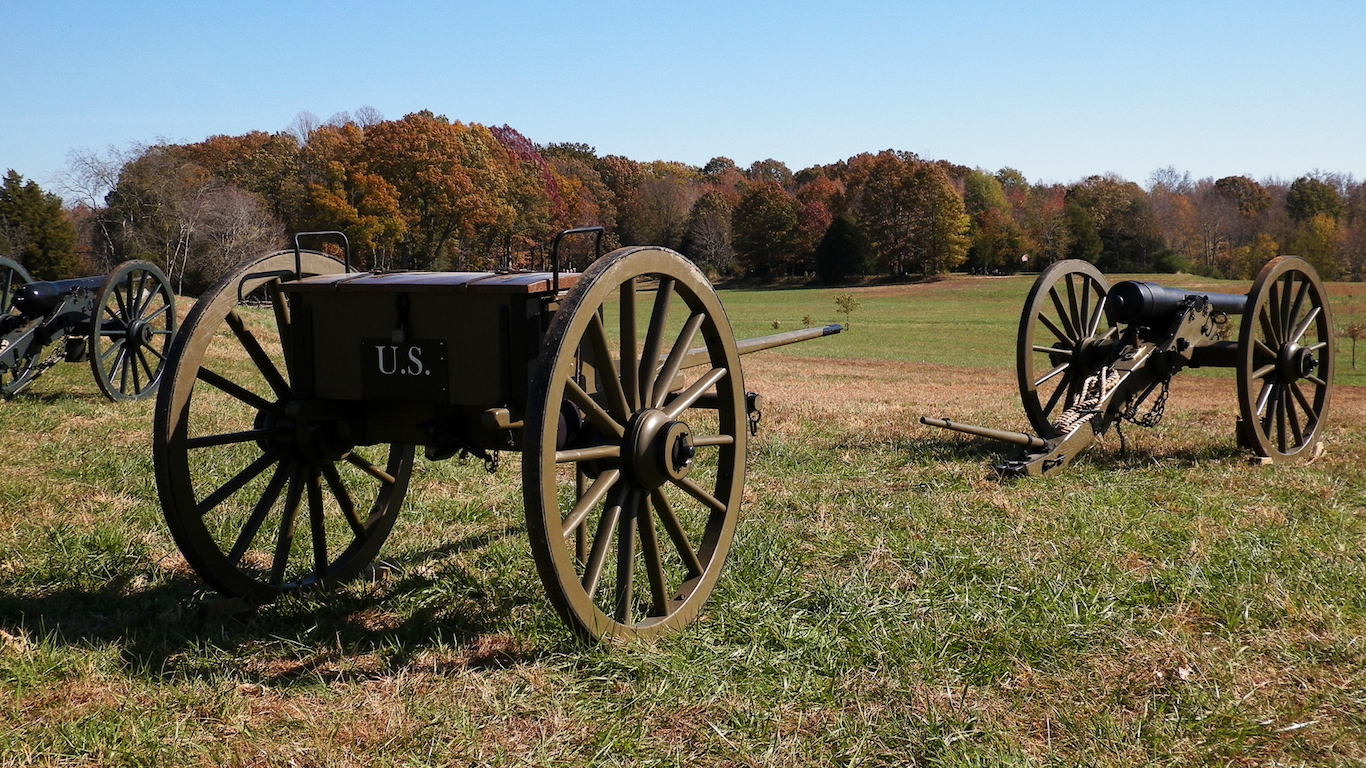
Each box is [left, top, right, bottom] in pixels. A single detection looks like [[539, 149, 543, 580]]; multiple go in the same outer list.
[[293, 231, 353, 279], [550, 227, 604, 293]]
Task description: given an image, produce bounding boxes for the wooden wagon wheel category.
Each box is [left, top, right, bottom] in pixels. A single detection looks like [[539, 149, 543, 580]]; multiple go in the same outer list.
[[0, 256, 30, 314], [0, 257, 38, 397], [523, 247, 746, 640], [155, 250, 414, 602], [1237, 256, 1333, 461], [89, 260, 177, 401], [1017, 259, 1116, 436]]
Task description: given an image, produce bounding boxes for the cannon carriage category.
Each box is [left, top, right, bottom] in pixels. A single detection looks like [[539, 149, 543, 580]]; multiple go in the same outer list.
[[0, 257, 176, 400], [922, 256, 1333, 476], [153, 231, 840, 640]]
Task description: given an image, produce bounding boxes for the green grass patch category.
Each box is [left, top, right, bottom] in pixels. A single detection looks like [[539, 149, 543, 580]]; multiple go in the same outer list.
[[0, 273, 1363, 765]]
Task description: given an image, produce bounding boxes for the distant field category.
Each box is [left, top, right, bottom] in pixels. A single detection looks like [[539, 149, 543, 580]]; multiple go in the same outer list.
[[720, 271, 1366, 389], [0, 271, 1363, 766]]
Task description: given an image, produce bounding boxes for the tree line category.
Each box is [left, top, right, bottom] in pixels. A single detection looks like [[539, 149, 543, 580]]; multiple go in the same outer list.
[[3, 108, 1365, 290]]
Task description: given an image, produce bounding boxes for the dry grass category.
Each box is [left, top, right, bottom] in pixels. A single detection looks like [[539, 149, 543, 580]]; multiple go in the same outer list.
[[1, 274, 1364, 766]]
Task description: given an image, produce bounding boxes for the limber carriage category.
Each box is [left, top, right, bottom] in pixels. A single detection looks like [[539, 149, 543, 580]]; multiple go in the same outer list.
[[153, 230, 840, 640], [922, 256, 1333, 476], [0, 257, 176, 400]]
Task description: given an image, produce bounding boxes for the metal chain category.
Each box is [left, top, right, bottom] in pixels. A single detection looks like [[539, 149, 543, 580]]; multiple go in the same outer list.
[[1121, 378, 1170, 428]]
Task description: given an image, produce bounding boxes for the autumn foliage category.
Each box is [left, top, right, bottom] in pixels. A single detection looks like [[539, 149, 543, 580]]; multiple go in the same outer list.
[[16, 109, 1366, 289]]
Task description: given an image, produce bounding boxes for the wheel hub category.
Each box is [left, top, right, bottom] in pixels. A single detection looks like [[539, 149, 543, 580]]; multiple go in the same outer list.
[[124, 319, 154, 350], [254, 406, 354, 464], [1277, 343, 1318, 381], [625, 408, 695, 490]]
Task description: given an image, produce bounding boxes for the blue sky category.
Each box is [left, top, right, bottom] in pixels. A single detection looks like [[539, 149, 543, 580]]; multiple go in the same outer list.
[[3, 0, 1363, 195]]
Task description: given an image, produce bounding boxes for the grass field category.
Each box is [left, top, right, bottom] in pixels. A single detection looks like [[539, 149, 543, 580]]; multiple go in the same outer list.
[[1, 271, 1364, 766]]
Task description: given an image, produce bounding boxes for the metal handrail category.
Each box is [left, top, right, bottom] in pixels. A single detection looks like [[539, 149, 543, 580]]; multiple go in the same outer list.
[[293, 231, 353, 278], [550, 227, 604, 293]]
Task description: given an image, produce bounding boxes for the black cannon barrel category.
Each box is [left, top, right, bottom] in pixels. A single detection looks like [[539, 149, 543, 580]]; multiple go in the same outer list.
[[11, 275, 106, 316], [1106, 280, 1245, 325]]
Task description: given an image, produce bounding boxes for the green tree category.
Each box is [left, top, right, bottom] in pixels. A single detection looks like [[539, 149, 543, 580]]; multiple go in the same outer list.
[[858, 154, 969, 275], [731, 181, 800, 277], [0, 170, 79, 280], [1286, 213, 1341, 279], [1286, 176, 1344, 223], [834, 292, 861, 328], [963, 169, 1021, 272], [815, 215, 872, 283]]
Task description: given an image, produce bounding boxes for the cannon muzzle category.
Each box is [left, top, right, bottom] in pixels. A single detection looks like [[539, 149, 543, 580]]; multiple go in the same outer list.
[[1106, 281, 1246, 325]]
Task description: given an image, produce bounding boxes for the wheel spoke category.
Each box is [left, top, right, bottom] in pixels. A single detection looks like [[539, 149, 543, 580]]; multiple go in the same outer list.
[[270, 468, 306, 586], [1033, 360, 1069, 388], [1258, 305, 1280, 350], [561, 469, 620, 537], [1250, 362, 1276, 381], [638, 490, 670, 617], [1290, 381, 1317, 424], [320, 461, 367, 539], [1033, 345, 1071, 356], [140, 302, 171, 324], [651, 489, 704, 578], [664, 367, 728, 419], [137, 348, 156, 384], [1079, 279, 1093, 338], [613, 491, 639, 623], [1285, 389, 1304, 447], [1266, 281, 1283, 345], [195, 447, 286, 517], [691, 434, 734, 447], [587, 312, 631, 422], [1049, 287, 1077, 341], [674, 475, 727, 513], [652, 313, 706, 408], [226, 460, 293, 566], [1253, 339, 1276, 362], [1065, 275, 1082, 338], [100, 338, 125, 364], [556, 444, 621, 464], [638, 277, 674, 404], [1275, 388, 1287, 453], [197, 367, 285, 416], [1037, 312, 1070, 346], [620, 279, 639, 411], [1288, 306, 1321, 347], [307, 468, 328, 581], [345, 451, 396, 485], [185, 427, 283, 449], [566, 377, 624, 438], [1254, 379, 1274, 417], [1042, 371, 1072, 420], [1278, 274, 1294, 340], [582, 486, 625, 598], [226, 310, 292, 400]]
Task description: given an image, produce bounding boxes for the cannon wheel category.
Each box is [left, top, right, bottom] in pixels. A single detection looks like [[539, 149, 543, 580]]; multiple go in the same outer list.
[[0, 257, 38, 397], [524, 246, 746, 640], [89, 260, 177, 401], [1237, 256, 1333, 461], [0, 257, 30, 314], [1017, 259, 1117, 436], [154, 250, 414, 603]]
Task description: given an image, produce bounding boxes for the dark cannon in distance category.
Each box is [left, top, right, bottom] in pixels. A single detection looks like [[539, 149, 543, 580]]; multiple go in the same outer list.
[[154, 230, 840, 641], [0, 257, 176, 400], [922, 256, 1333, 476]]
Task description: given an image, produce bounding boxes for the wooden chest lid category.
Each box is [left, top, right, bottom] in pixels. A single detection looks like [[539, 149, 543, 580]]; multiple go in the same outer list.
[[281, 270, 582, 295]]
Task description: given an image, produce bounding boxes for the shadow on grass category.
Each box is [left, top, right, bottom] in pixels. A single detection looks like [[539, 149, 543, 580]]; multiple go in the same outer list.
[[0, 525, 564, 682], [908, 433, 1253, 473]]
